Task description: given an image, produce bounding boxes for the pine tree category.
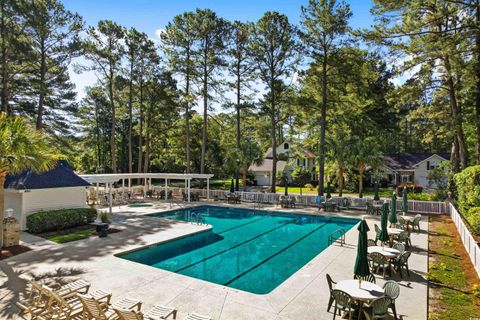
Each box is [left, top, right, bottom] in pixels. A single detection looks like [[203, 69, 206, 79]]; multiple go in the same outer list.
[[82, 20, 125, 173]]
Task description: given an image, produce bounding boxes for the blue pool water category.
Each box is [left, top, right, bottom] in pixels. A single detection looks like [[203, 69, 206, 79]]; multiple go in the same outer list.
[[117, 206, 358, 294]]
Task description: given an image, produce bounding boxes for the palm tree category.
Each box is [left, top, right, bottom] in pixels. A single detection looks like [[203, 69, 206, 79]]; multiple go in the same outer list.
[[0, 113, 59, 248], [348, 137, 382, 198], [238, 139, 263, 191], [326, 124, 351, 196]]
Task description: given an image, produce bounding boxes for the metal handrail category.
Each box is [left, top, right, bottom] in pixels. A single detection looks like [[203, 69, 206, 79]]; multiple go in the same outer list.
[[328, 228, 346, 246]]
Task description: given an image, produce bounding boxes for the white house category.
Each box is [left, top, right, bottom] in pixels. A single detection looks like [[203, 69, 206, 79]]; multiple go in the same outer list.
[[3, 160, 90, 230], [382, 152, 450, 188], [250, 141, 317, 186]]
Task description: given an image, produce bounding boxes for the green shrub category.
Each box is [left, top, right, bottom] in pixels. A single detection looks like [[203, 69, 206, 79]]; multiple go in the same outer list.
[[27, 208, 97, 234], [408, 193, 434, 201], [304, 183, 314, 190], [454, 166, 480, 235]]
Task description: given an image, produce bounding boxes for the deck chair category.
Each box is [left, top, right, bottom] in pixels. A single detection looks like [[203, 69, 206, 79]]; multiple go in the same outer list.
[[78, 294, 118, 320], [184, 313, 213, 320], [16, 280, 51, 319], [42, 287, 84, 320], [47, 279, 91, 296], [115, 305, 177, 320]]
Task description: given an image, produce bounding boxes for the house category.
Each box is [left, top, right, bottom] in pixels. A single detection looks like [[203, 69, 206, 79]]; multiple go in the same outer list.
[[250, 141, 317, 186], [249, 159, 287, 186], [3, 160, 90, 230], [382, 152, 450, 188]]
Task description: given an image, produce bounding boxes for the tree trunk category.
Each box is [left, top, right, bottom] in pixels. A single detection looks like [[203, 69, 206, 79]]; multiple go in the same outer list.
[[200, 53, 207, 175], [450, 136, 460, 173], [108, 60, 117, 173], [0, 173, 6, 249], [475, 0, 480, 164], [270, 79, 277, 194], [235, 64, 241, 191], [444, 55, 468, 169], [137, 80, 144, 175], [143, 107, 150, 174], [318, 49, 328, 196], [185, 50, 191, 174], [242, 165, 248, 191], [127, 61, 134, 173], [338, 164, 344, 197], [1, 2, 8, 114], [36, 41, 46, 130], [358, 166, 364, 197]]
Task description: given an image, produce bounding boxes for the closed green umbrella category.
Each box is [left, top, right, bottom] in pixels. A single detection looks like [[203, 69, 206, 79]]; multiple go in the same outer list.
[[284, 181, 289, 196], [401, 186, 408, 214], [326, 182, 332, 199], [230, 178, 235, 193], [354, 219, 371, 284], [373, 182, 380, 201], [389, 192, 398, 226], [379, 203, 390, 245]]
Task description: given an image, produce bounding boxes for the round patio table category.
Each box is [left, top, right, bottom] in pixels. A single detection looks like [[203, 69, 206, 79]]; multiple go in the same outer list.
[[334, 280, 384, 301], [387, 227, 403, 236], [373, 203, 383, 215], [403, 216, 415, 230], [367, 246, 400, 258]]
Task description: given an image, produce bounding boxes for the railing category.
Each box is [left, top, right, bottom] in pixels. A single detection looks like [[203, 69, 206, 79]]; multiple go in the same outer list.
[[186, 188, 449, 214], [449, 203, 480, 277], [328, 228, 346, 246]]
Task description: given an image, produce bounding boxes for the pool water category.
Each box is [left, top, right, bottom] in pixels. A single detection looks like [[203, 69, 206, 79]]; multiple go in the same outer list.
[[117, 206, 358, 294]]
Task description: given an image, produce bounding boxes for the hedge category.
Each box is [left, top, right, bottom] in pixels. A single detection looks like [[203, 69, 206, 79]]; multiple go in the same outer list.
[[454, 165, 480, 235], [27, 208, 98, 234]]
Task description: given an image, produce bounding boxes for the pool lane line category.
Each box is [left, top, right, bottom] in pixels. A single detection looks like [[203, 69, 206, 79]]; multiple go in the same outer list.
[[173, 218, 298, 273], [217, 216, 269, 235], [223, 219, 332, 286]]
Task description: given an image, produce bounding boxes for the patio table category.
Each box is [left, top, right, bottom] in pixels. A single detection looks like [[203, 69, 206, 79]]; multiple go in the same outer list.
[[403, 216, 415, 230], [334, 279, 384, 301], [373, 202, 383, 215], [387, 227, 403, 236], [367, 246, 400, 258]]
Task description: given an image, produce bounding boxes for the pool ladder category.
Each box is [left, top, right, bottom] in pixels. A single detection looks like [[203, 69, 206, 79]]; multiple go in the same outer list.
[[328, 228, 346, 246], [189, 211, 205, 225]]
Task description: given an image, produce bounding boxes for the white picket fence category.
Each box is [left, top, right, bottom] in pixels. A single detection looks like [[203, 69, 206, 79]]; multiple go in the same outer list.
[[449, 203, 480, 277], [188, 188, 450, 215]]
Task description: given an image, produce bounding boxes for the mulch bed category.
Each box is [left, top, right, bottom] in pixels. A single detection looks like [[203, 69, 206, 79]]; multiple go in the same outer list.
[[0, 245, 31, 260]]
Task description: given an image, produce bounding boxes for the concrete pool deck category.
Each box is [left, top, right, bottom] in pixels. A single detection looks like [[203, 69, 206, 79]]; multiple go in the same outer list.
[[0, 201, 429, 320]]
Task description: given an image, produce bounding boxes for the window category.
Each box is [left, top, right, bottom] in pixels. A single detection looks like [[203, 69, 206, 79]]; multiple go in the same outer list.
[[284, 143, 289, 150], [427, 161, 437, 170], [303, 159, 306, 166]]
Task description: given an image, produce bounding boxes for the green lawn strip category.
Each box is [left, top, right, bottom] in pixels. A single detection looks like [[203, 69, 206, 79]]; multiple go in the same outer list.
[[43, 226, 95, 244], [428, 217, 480, 319]]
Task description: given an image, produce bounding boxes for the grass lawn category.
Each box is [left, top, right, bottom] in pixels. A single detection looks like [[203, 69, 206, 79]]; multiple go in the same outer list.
[[428, 215, 480, 319], [42, 225, 96, 243], [275, 187, 394, 197]]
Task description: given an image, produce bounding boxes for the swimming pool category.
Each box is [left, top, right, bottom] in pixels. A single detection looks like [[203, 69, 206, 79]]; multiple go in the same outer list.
[[117, 206, 359, 294]]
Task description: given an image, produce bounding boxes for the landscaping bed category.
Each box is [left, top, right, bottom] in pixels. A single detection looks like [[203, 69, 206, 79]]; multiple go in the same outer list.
[[0, 245, 31, 260], [39, 225, 121, 244], [428, 214, 480, 319]]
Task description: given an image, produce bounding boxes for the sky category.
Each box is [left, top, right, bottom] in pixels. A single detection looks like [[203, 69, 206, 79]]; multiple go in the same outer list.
[[62, 0, 378, 105]]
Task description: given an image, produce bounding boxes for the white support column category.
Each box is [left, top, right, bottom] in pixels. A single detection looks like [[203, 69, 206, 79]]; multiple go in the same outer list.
[[108, 182, 113, 215], [95, 183, 99, 203], [165, 179, 168, 200], [188, 179, 191, 202], [122, 179, 125, 192], [128, 178, 131, 192], [207, 178, 210, 200], [144, 178, 147, 198], [149, 177, 152, 190]]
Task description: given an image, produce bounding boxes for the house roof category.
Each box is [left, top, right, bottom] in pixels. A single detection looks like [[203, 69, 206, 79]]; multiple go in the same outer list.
[[264, 142, 315, 159], [249, 159, 287, 173], [4, 160, 91, 190], [383, 152, 450, 171]]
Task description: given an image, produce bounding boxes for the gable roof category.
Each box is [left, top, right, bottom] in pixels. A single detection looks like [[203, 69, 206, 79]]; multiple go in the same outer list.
[[4, 160, 91, 190], [249, 159, 287, 173], [383, 152, 450, 171], [264, 142, 315, 159]]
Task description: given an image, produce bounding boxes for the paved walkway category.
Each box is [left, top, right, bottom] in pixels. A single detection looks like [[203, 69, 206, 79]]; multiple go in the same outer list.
[[0, 202, 429, 319]]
